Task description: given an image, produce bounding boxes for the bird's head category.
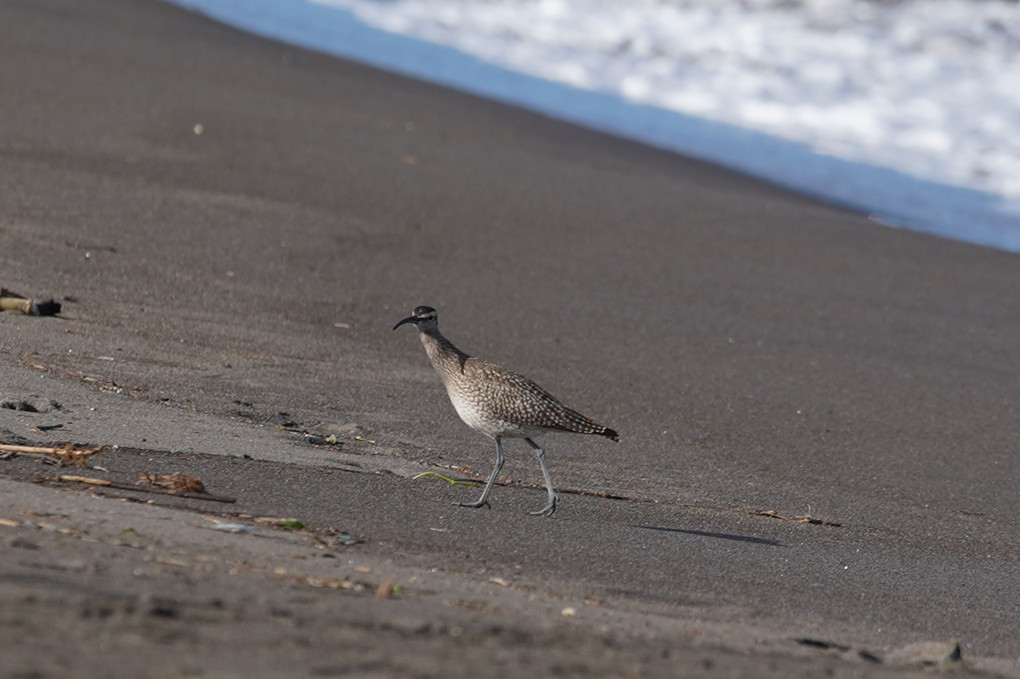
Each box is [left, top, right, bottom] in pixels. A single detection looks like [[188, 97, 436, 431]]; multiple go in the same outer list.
[[393, 305, 439, 332]]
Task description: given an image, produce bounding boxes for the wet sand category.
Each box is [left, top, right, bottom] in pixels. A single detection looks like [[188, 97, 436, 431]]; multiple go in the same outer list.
[[1, 0, 1018, 676]]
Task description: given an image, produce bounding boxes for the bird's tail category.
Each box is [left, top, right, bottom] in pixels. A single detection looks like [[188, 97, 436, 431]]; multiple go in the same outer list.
[[599, 427, 619, 442]]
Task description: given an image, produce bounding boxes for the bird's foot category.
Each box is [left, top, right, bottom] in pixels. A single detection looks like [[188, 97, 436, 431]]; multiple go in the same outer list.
[[529, 498, 557, 517], [455, 499, 491, 510]]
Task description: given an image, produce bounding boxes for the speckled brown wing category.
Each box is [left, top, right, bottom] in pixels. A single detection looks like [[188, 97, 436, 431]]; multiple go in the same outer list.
[[465, 359, 618, 439]]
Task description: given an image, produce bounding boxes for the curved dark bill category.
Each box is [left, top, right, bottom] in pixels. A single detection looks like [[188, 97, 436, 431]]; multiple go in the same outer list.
[[393, 316, 417, 330]]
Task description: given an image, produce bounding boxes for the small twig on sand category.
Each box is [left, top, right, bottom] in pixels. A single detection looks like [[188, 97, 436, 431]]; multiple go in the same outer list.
[[0, 443, 65, 455], [748, 508, 842, 527]]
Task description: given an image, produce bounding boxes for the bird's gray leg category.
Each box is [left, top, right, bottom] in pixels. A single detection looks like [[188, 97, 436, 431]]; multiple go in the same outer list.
[[525, 438, 557, 516], [457, 436, 504, 509]]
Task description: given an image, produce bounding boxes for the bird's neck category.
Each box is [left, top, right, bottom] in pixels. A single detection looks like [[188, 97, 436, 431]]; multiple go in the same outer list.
[[419, 328, 471, 375]]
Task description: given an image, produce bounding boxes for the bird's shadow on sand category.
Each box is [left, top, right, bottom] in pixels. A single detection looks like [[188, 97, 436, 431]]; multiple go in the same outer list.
[[631, 524, 782, 547]]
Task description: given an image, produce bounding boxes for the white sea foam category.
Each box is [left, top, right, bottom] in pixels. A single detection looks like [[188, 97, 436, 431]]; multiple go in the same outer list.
[[164, 0, 1020, 252]]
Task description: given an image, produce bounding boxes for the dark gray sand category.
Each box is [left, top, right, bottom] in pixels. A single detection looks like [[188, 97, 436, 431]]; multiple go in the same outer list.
[[2, 0, 1018, 676]]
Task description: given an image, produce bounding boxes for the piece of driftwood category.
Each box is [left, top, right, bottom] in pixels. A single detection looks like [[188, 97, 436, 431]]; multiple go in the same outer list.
[[1, 288, 61, 316], [0, 442, 105, 466]]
